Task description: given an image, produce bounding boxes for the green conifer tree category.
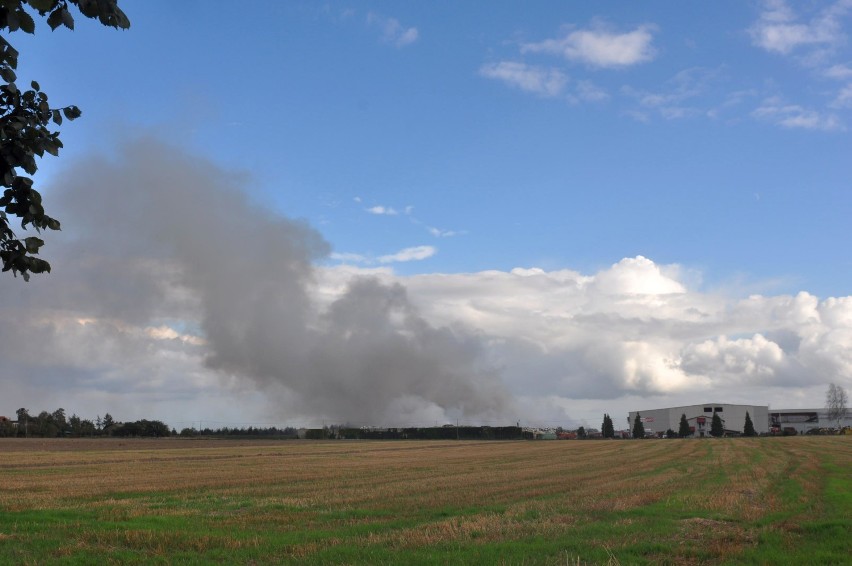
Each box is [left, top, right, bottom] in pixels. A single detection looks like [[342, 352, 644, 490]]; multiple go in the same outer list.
[[710, 412, 724, 437], [678, 413, 691, 438], [601, 414, 615, 438], [632, 413, 645, 439], [743, 411, 756, 437]]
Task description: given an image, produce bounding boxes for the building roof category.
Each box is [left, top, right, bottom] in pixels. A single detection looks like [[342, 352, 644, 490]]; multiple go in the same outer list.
[[631, 403, 768, 413]]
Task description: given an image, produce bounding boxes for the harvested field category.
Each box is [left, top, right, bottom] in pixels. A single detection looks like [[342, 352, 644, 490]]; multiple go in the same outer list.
[[0, 437, 849, 564]]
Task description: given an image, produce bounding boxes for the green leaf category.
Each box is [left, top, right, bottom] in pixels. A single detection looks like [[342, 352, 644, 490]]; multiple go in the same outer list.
[[52, 109, 62, 125], [42, 141, 59, 156], [63, 105, 81, 120], [76, 0, 94, 17], [47, 8, 63, 30], [30, 80, 40, 91], [24, 237, 44, 253], [18, 179, 33, 191], [1, 67, 17, 82], [116, 11, 130, 30], [24, 157, 37, 174], [27, 257, 50, 274], [60, 8, 75, 30], [27, 0, 57, 13], [0, 40, 20, 69], [6, 11, 20, 32], [19, 10, 36, 34]]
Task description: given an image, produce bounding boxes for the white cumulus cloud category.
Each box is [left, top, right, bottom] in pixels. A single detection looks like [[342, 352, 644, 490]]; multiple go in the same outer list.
[[575, 80, 610, 102], [377, 245, 436, 264], [331, 246, 437, 267], [366, 205, 398, 215], [317, 256, 852, 418], [427, 226, 461, 238], [681, 334, 787, 383], [479, 61, 568, 97], [825, 63, 852, 79], [622, 67, 724, 121], [831, 83, 852, 107], [366, 13, 419, 48], [752, 96, 844, 130], [330, 251, 368, 263], [521, 22, 657, 68], [749, 0, 851, 56]]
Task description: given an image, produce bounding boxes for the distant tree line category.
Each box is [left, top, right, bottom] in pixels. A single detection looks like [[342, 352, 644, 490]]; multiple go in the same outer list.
[[5, 406, 827, 441], [0, 407, 170, 438], [177, 426, 299, 438], [330, 425, 525, 441]]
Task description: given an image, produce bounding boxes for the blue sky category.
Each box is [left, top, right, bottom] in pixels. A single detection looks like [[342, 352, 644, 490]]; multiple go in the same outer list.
[[2, 1, 851, 427], [17, 0, 851, 294]]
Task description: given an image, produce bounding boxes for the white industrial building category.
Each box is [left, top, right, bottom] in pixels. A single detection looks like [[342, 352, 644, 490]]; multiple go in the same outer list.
[[769, 408, 852, 435], [627, 403, 769, 438]]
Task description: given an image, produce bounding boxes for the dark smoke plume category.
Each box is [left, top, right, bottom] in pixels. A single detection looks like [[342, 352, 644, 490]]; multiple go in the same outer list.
[[35, 137, 511, 423]]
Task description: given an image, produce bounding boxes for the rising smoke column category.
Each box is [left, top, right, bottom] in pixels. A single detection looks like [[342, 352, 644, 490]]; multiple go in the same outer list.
[[47, 137, 512, 423]]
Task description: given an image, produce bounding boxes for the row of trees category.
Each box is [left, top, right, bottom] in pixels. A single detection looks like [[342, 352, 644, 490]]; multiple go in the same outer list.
[[1, 407, 170, 438], [6, 383, 846, 440], [574, 415, 618, 439], [178, 426, 299, 438]]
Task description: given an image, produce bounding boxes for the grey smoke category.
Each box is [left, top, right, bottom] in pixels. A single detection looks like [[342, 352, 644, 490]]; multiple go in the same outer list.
[[26, 137, 511, 423]]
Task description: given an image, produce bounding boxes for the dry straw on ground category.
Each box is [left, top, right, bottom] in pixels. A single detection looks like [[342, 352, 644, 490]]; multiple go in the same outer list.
[[0, 436, 849, 564]]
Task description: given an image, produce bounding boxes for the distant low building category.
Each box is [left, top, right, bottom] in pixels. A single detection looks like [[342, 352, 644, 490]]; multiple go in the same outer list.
[[627, 403, 769, 438], [769, 408, 852, 434]]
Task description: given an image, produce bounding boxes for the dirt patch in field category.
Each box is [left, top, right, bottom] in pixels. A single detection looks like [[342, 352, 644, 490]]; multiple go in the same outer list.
[[677, 517, 757, 558], [680, 517, 730, 529]]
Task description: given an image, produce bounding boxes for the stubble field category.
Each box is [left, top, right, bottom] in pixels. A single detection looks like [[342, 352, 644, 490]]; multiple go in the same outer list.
[[0, 437, 849, 564]]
